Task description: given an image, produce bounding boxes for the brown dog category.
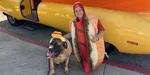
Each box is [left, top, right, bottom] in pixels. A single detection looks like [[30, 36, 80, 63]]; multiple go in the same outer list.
[[47, 38, 72, 75]]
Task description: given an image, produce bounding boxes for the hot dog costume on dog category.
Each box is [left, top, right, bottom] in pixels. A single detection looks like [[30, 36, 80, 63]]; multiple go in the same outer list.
[[69, 2, 105, 73], [47, 31, 72, 64]]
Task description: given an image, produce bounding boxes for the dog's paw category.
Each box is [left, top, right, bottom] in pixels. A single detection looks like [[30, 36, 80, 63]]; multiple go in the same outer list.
[[64, 70, 69, 75], [50, 72, 55, 75]]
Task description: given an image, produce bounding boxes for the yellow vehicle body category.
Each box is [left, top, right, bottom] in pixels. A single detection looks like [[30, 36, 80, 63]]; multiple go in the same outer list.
[[0, 0, 150, 54]]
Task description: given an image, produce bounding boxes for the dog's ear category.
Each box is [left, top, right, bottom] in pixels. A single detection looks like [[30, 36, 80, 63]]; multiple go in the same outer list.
[[63, 42, 68, 49]]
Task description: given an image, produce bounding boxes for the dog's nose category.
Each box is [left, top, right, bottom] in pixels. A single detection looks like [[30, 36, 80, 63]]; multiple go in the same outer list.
[[49, 45, 53, 49]]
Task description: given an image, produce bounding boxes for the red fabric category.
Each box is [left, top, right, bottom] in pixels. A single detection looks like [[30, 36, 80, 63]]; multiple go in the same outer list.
[[74, 3, 80, 8], [73, 2, 91, 73], [97, 20, 105, 32], [76, 20, 91, 73], [76, 21, 85, 44], [77, 43, 91, 73]]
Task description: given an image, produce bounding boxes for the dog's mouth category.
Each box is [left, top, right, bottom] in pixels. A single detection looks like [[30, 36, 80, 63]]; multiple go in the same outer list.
[[47, 51, 60, 58], [47, 42, 62, 58], [47, 45, 55, 58], [47, 51, 55, 58]]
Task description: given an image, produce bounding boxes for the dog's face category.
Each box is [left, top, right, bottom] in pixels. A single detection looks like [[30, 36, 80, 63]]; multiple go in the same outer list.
[[48, 38, 67, 57]]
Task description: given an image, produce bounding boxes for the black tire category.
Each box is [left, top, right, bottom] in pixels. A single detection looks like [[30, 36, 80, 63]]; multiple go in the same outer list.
[[105, 42, 116, 54], [104, 43, 116, 60], [7, 15, 22, 26]]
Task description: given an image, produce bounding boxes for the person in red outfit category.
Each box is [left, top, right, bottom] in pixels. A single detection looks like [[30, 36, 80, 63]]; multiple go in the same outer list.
[[64, 2, 105, 74]]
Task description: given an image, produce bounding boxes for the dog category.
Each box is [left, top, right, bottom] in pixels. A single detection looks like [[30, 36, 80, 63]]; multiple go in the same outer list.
[[47, 37, 72, 75]]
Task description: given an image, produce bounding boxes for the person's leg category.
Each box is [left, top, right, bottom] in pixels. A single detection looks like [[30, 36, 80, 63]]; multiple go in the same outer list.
[[78, 44, 91, 73]]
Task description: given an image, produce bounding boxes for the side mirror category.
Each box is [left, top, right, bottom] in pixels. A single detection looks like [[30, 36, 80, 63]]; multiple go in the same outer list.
[[20, 5, 25, 10]]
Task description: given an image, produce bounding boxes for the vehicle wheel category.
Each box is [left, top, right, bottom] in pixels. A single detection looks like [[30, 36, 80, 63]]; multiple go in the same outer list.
[[104, 42, 117, 60], [105, 42, 116, 54], [7, 15, 21, 26]]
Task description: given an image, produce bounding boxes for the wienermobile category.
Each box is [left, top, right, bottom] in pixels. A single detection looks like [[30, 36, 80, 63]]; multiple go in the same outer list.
[[0, 0, 150, 54]]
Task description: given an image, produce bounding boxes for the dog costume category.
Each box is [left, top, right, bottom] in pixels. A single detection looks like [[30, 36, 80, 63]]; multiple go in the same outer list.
[[47, 31, 72, 75]]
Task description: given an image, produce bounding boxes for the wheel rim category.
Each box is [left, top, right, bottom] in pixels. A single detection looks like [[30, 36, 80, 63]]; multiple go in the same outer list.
[[8, 16, 15, 24]]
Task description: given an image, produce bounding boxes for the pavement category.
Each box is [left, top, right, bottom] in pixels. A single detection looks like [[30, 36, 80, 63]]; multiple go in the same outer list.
[[0, 29, 146, 75]]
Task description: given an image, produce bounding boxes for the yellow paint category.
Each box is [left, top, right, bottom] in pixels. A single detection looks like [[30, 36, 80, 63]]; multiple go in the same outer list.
[[30, 0, 34, 10], [38, 3, 150, 54], [21, 0, 31, 16], [0, 0, 23, 19], [38, 3, 74, 32], [1, 1, 150, 54]]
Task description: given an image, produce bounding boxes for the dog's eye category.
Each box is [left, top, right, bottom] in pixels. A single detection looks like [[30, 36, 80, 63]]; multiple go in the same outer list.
[[49, 45, 53, 49]]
